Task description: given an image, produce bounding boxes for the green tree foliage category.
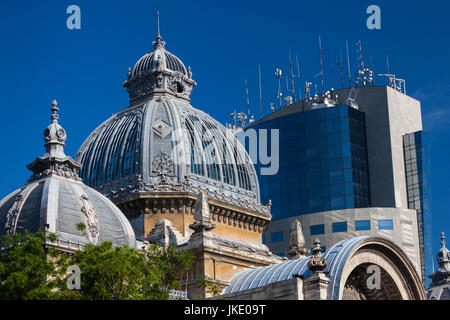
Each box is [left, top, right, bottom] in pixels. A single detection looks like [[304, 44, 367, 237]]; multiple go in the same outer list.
[[0, 231, 195, 300], [0, 231, 60, 299], [59, 242, 195, 300], [197, 275, 224, 297], [144, 244, 195, 299], [58, 241, 149, 299]]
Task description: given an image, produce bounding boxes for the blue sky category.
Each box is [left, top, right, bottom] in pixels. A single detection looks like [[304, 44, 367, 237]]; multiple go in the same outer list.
[[0, 0, 449, 259]]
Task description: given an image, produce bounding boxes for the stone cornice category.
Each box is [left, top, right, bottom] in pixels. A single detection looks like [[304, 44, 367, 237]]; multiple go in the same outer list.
[[115, 193, 271, 234]]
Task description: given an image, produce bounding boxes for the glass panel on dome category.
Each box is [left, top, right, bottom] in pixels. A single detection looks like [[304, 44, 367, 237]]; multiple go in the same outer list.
[[185, 118, 204, 176]]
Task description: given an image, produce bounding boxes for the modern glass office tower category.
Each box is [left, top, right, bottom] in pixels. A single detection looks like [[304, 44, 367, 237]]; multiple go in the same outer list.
[[256, 105, 370, 220], [248, 86, 432, 284], [403, 131, 433, 284]]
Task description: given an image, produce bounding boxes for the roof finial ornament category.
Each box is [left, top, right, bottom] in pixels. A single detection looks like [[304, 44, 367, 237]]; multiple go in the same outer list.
[[42, 99, 67, 158], [51, 99, 59, 123], [26, 99, 83, 182], [157, 10, 160, 38], [428, 231, 450, 288], [153, 10, 165, 48], [307, 238, 327, 273]]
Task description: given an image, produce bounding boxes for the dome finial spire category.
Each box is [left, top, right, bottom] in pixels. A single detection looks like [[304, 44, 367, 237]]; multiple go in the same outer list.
[[26, 99, 83, 183], [42, 99, 67, 159], [51, 99, 59, 123], [441, 232, 446, 248], [157, 10, 160, 38], [153, 10, 165, 48]]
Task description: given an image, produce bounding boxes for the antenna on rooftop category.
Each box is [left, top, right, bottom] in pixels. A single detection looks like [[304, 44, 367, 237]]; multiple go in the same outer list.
[[258, 64, 263, 115], [386, 55, 390, 74], [355, 40, 374, 87], [287, 50, 300, 101], [346, 40, 351, 88], [249, 115, 255, 126], [331, 60, 336, 90], [245, 80, 250, 117], [230, 110, 237, 128], [275, 68, 283, 107], [357, 40, 365, 70], [270, 102, 275, 112], [319, 35, 325, 93], [339, 51, 344, 89], [304, 81, 312, 98], [296, 54, 302, 99], [237, 111, 247, 128], [378, 73, 406, 94]]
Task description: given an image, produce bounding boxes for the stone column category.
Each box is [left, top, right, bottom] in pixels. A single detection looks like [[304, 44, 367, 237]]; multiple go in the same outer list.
[[303, 272, 329, 300]]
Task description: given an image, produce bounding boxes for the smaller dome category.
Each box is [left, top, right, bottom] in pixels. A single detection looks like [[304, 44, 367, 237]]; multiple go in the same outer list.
[[130, 12, 187, 77], [0, 101, 136, 249], [132, 46, 187, 77], [0, 176, 136, 249], [123, 14, 196, 103]]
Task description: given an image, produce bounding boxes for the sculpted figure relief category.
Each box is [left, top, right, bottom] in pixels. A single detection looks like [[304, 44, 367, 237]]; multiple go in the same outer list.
[[79, 193, 100, 244]]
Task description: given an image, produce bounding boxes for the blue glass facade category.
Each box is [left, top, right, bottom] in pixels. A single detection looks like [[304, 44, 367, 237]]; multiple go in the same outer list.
[[378, 219, 393, 230], [355, 220, 371, 231], [251, 105, 371, 221], [403, 131, 432, 285], [310, 224, 325, 235], [270, 231, 284, 243], [332, 221, 348, 233]]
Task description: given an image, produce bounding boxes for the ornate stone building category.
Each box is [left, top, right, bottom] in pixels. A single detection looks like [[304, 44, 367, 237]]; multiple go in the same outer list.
[[74, 24, 281, 297], [0, 16, 429, 300]]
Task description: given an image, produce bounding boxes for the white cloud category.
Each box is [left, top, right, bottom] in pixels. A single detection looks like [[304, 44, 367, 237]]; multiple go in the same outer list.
[[411, 81, 450, 132]]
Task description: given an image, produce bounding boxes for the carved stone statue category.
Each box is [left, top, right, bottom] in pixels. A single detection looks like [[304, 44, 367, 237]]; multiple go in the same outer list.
[[79, 193, 100, 244]]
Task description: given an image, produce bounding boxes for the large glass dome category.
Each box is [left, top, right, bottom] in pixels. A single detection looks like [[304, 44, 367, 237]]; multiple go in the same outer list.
[[75, 31, 262, 207]]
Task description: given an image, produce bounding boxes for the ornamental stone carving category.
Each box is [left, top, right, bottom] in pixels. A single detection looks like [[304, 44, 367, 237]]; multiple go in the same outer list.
[[152, 149, 175, 185], [307, 238, 327, 272], [79, 193, 100, 244], [5, 194, 24, 235]]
